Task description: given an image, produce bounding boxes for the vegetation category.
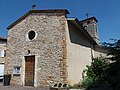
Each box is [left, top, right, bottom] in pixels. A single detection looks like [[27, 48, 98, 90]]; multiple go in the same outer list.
[[102, 39, 120, 89], [53, 83, 68, 88], [68, 83, 81, 89], [102, 39, 120, 61], [81, 57, 109, 89], [55, 39, 120, 89], [58, 83, 62, 87]]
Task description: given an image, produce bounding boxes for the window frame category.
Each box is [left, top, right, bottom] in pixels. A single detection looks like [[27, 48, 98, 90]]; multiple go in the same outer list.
[[13, 66, 21, 76], [26, 30, 37, 41]]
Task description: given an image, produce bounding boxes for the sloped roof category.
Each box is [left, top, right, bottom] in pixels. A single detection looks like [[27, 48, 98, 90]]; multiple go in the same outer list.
[[7, 9, 69, 30], [67, 18, 97, 45], [80, 17, 98, 23], [0, 36, 7, 41]]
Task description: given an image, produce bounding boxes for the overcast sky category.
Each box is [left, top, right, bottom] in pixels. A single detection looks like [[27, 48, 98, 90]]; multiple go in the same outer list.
[[0, 0, 120, 42]]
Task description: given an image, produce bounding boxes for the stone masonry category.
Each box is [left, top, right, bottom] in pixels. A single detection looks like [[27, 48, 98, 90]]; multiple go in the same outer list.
[[0, 38, 7, 64], [80, 17, 100, 44], [5, 10, 69, 87]]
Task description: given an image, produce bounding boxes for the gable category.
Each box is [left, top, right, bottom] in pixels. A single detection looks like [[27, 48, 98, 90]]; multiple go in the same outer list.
[[7, 9, 69, 30]]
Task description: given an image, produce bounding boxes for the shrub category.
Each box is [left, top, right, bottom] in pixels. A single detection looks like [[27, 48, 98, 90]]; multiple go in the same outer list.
[[63, 83, 67, 87], [58, 83, 62, 87], [81, 57, 109, 89], [54, 84, 57, 87], [68, 83, 81, 89]]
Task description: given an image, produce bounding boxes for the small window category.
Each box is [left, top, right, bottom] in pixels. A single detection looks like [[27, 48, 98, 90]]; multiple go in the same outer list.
[[87, 21, 90, 24], [3, 42, 7, 45], [28, 31, 36, 40], [0, 50, 6, 57], [13, 66, 21, 75]]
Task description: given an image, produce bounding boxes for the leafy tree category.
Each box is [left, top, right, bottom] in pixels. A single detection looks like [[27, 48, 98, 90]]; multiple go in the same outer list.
[[102, 39, 120, 61], [81, 39, 120, 89], [81, 57, 109, 89], [102, 39, 120, 89]]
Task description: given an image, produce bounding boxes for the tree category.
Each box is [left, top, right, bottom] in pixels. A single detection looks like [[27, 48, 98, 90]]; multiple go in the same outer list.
[[102, 39, 120, 89], [81, 57, 109, 89], [81, 39, 120, 89], [102, 39, 120, 60]]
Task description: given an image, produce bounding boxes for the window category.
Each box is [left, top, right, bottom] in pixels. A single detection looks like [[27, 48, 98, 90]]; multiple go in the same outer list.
[[28, 30, 36, 40], [87, 21, 90, 24], [13, 67, 21, 75], [0, 41, 6, 45], [3, 42, 7, 45], [0, 50, 6, 57]]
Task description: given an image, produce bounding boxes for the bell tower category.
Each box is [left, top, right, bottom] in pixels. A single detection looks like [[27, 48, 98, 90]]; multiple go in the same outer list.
[[80, 17, 100, 44]]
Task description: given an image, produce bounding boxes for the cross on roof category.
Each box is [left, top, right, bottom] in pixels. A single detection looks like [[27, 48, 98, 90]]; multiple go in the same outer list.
[[86, 13, 89, 19], [32, 4, 36, 10]]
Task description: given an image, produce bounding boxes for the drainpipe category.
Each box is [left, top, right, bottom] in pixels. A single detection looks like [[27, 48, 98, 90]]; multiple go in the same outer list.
[[90, 43, 94, 60]]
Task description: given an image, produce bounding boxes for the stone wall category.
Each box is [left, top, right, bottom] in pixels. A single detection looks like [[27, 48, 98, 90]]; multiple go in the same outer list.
[[0, 43, 6, 64], [80, 18, 99, 44], [5, 11, 68, 87]]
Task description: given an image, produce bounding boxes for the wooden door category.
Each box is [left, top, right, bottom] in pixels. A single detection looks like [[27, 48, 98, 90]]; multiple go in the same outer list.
[[25, 56, 35, 86]]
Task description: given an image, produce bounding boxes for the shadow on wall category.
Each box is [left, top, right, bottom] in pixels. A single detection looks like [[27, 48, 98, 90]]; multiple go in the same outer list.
[[68, 22, 91, 48]]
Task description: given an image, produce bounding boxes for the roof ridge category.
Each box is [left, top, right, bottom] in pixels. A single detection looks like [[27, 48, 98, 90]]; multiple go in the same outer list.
[[7, 9, 69, 29], [80, 17, 98, 22], [0, 36, 7, 40]]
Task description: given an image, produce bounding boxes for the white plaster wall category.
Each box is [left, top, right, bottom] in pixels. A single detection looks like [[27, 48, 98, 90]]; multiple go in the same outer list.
[[66, 22, 93, 85], [94, 47, 107, 58]]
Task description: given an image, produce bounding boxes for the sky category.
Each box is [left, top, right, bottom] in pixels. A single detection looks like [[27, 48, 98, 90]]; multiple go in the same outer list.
[[0, 0, 120, 43]]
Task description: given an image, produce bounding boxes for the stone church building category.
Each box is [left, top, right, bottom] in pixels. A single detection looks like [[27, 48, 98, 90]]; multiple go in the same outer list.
[[5, 9, 106, 87]]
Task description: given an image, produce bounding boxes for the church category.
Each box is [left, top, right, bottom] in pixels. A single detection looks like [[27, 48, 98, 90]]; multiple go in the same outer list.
[[5, 9, 107, 87]]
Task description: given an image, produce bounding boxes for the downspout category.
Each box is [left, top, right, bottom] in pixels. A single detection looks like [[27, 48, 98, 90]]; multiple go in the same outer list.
[[90, 43, 94, 60]]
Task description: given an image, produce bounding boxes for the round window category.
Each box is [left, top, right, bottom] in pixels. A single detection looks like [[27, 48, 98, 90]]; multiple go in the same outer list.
[[28, 30, 36, 40]]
